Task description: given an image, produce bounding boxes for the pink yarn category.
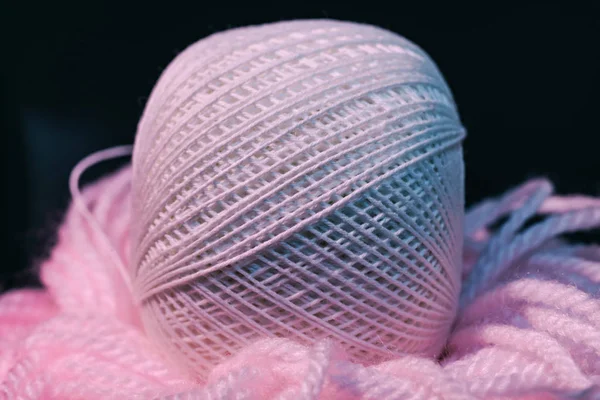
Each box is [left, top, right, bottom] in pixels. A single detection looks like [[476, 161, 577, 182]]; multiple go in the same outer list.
[[1, 165, 600, 399]]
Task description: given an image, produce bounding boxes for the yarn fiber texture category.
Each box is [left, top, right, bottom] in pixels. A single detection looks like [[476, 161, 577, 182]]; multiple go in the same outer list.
[[1, 169, 600, 399], [131, 19, 466, 379]]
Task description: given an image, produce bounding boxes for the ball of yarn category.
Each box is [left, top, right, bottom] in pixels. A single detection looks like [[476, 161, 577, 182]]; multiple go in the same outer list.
[[130, 19, 466, 379]]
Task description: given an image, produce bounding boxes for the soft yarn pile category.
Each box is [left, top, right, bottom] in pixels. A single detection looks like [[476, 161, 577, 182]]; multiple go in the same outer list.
[[1, 19, 600, 400], [2, 169, 600, 399]]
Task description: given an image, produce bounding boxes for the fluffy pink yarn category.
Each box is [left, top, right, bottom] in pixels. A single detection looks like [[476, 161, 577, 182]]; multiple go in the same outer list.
[[1, 165, 600, 399]]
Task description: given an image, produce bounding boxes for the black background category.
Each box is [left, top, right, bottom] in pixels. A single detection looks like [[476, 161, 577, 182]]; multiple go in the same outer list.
[[1, 1, 599, 290]]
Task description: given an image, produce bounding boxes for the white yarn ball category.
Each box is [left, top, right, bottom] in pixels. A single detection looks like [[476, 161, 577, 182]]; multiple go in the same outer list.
[[131, 19, 466, 379]]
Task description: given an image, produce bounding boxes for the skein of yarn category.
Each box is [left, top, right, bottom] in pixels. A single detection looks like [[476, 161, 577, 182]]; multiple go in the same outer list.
[[131, 19, 466, 378]]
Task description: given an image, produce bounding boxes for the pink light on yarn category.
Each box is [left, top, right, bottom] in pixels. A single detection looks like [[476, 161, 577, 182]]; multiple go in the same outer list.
[[1, 166, 599, 398]]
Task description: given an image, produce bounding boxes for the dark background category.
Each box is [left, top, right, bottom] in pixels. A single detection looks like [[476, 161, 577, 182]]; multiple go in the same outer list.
[[1, 1, 599, 290]]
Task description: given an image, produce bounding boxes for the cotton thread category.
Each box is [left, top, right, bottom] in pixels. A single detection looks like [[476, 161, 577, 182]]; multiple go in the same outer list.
[[130, 19, 466, 378]]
